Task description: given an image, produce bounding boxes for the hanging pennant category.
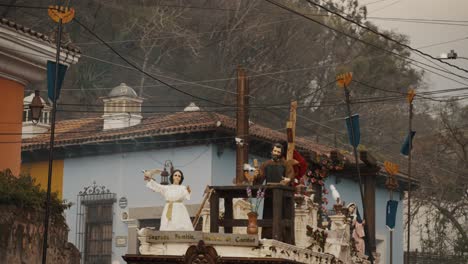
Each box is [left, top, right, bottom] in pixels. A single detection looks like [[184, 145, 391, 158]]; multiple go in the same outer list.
[[345, 114, 360, 148], [47, 61, 68, 102], [400, 131, 416, 156], [386, 200, 399, 230]]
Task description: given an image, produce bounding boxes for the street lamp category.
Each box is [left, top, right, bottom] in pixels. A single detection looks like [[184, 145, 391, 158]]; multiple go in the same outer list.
[[30, 90, 44, 124], [160, 160, 174, 185], [440, 49, 468, 60], [160, 168, 169, 185]]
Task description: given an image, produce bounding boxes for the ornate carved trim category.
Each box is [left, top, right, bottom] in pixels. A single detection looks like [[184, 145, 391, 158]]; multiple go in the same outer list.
[[184, 240, 219, 264], [78, 181, 111, 196]]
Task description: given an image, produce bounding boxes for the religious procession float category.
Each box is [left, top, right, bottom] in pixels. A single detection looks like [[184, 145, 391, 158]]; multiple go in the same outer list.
[[123, 167, 372, 264], [122, 92, 381, 264]]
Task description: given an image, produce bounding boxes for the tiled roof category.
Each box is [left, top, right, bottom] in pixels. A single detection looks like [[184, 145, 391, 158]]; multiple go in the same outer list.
[[0, 18, 81, 54], [21, 111, 336, 157]]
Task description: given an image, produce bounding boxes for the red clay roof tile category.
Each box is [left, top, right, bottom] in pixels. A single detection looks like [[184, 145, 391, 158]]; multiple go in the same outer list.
[[21, 111, 337, 157]]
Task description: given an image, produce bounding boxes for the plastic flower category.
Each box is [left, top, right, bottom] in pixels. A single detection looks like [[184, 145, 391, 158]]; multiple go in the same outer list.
[[259, 188, 265, 198], [322, 197, 328, 204], [246, 186, 252, 198]]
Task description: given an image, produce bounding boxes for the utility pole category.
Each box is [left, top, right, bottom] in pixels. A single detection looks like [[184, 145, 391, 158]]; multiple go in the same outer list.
[[337, 73, 374, 264], [235, 67, 249, 185], [384, 161, 399, 264], [42, 5, 74, 264], [406, 89, 415, 264], [286, 101, 297, 161]]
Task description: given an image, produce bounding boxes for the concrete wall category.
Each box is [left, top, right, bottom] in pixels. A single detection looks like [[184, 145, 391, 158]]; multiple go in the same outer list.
[[62, 145, 213, 264], [324, 174, 404, 264]]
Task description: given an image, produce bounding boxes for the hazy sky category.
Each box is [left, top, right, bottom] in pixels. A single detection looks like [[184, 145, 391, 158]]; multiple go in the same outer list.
[[363, 0, 468, 96]]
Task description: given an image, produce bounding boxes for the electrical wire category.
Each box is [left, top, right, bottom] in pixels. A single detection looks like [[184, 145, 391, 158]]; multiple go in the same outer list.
[[73, 17, 302, 45], [417, 36, 468, 50], [72, 17, 229, 106], [0, 3, 49, 9], [263, 0, 468, 87], [369, 0, 401, 15], [302, 0, 468, 75], [8, 31, 468, 93]]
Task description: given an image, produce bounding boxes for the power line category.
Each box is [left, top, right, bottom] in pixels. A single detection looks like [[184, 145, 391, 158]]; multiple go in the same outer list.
[[73, 17, 301, 45], [351, 79, 468, 102], [367, 17, 468, 24], [4, 2, 468, 27], [417, 36, 468, 49], [0, 3, 48, 9], [263, 0, 468, 87], [81, 46, 468, 90], [72, 17, 229, 106], [369, 0, 401, 15], [363, 0, 392, 6], [7, 14, 468, 89], [303, 0, 468, 75], [80, 54, 239, 95]]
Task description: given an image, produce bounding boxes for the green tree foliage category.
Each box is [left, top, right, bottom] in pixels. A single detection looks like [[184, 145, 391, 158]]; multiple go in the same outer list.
[[0, 170, 71, 227]]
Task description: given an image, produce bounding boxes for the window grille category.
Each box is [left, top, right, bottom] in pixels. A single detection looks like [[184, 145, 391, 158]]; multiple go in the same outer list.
[[76, 182, 116, 264]]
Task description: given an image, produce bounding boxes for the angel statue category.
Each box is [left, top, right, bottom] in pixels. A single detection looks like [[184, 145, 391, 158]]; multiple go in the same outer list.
[[143, 169, 194, 231]]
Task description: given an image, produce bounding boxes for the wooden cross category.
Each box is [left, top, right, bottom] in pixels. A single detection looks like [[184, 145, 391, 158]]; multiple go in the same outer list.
[[286, 101, 297, 160]]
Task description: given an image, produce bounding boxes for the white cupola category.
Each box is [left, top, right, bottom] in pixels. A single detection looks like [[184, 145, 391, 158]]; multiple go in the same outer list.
[[22, 92, 51, 138], [184, 102, 200, 112], [102, 83, 143, 130]]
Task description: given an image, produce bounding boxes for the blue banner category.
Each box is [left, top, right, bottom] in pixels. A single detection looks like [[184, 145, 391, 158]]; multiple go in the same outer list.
[[386, 200, 398, 230], [345, 114, 360, 148], [47, 61, 68, 102], [400, 131, 416, 156]]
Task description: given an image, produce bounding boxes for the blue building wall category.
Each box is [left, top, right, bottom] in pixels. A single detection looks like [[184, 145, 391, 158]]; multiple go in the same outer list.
[[63, 145, 213, 264], [324, 174, 403, 264]]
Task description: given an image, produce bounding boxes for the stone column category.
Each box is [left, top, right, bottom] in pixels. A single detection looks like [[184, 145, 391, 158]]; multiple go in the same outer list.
[[125, 219, 139, 254], [308, 202, 319, 229], [201, 207, 211, 233], [327, 213, 351, 261], [294, 208, 310, 248]]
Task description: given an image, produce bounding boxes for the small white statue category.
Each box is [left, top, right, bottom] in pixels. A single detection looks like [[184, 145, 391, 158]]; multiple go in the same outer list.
[[330, 184, 341, 205], [144, 169, 194, 231]]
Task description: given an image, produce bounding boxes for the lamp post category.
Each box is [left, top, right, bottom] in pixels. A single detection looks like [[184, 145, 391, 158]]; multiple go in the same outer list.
[[41, 19, 62, 264], [440, 50, 468, 61], [30, 90, 44, 124], [160, 168, 169, 185], [160, 160, 174, 185], [41, 5, 76, 264]]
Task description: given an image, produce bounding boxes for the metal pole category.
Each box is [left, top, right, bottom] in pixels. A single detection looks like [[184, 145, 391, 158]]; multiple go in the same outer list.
[[389, 190, 394, 264], [406, 102, 413, 264], [235, 67, 248, 185], [343, 86, 374, 264], [41, 18, 62, 264]]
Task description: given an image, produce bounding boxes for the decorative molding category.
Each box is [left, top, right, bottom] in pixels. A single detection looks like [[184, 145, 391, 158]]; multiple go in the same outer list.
[[184, 240, 218, 264], [0, 24, 79, 84], [78, 181, 111, 196]]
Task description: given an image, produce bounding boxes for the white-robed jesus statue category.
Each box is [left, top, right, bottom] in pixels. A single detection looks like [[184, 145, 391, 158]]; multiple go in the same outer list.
[[144, 169, 194, 231]]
